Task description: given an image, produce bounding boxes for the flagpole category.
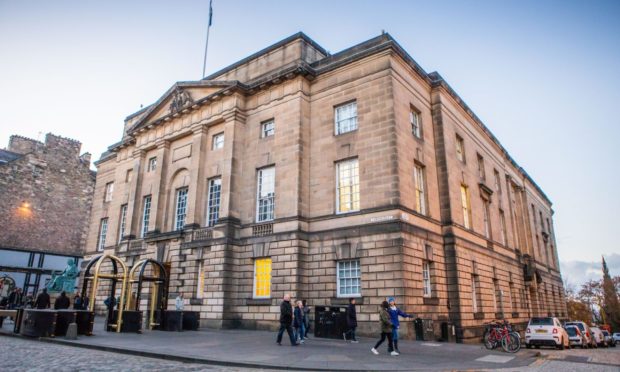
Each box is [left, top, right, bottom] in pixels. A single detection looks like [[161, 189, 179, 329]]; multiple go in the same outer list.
[[201, 0, 213, 78]]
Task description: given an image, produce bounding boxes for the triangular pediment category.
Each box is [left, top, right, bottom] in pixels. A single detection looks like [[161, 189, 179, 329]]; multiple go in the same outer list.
[[128, 81, 237, 133]]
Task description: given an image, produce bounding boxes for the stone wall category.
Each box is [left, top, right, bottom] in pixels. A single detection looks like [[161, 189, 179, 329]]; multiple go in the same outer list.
[[0, 133, 95, 255]]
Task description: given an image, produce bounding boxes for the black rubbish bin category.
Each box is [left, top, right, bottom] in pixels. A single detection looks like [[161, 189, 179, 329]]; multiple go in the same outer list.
[[441, 322, 456, 342], [314, 306, 348, 339], [157, 310, 183, 332], [414, 318, 424, 340], [107, 310, 142, 333], [182, 311, 200, 330]]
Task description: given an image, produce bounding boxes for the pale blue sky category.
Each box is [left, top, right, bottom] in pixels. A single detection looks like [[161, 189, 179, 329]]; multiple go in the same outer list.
[[1, 1, 618, 285]]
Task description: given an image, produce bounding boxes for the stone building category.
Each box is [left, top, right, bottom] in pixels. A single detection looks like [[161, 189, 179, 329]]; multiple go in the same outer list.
[[84, 32, 565, 341], [0, 133, 96, 296]]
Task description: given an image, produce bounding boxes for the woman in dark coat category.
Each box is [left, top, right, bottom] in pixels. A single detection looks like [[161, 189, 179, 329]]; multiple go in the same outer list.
[[343, 297, 358, 342]]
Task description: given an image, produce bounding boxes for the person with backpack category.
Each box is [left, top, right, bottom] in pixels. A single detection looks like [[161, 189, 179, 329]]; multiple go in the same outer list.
[[371, 301, 398, 356], [343, 297, 358, 343], [387, 297, 413, 354]]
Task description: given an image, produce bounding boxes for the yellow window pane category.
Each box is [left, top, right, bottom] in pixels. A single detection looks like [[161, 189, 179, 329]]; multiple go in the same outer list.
[[254, 258, 272, 297]]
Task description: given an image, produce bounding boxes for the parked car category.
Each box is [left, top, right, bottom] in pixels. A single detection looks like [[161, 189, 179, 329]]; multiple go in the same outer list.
[[564, 325, 587, 348], [613, 332, 620, 344], [601, 330, 615, 347], [565, 321, 595, 348], [590, 327, 607, 347], [525, 317, 570, 349]]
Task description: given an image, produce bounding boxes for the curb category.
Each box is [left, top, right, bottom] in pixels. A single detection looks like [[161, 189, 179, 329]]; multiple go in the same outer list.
[[0, 331, 367, 372]]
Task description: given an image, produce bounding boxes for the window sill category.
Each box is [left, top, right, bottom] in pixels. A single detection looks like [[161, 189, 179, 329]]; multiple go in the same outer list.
[[422, 297, 439, 306], [246, 298, 272, 306], [331, 297, 364, 305], [189, 298, 203, 305]]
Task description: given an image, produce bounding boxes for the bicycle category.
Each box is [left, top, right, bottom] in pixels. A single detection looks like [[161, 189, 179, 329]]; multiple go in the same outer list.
[[483, 319, 521, 353]]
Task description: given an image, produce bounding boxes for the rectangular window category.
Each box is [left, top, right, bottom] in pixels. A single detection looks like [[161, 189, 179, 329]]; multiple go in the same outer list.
[[471, 275, 479, 313], [256, 166, 275, 222], [422, 261, 432, 297], [456, 135, 465, 163], [499, 209, 508, 246], [212, 133, 224, 150], [97, 218, 108, 251], [509, 282, 517, 312], [410, 109, 421, 138], [335, 101, 357, 135], [141, 195, 152, 238], [337, 259, 361, 297], [148, 157, 157, 172], [118, 204, 127, 243], [460, 185, 472, 229], [477, 154, 486, 180], [414, 164, 426, 215], [174, 187, 188, 231], [483, 199, 491, 239], [104, 182, 114, 202], [494, 170, 501, 193], [261, 119, 274, 138], [206, 177, 221, 227], [253, 258, 272, 298], [196, 261, 205, 298], [493, 280, 502, 313], [336, 158, 360, 213]]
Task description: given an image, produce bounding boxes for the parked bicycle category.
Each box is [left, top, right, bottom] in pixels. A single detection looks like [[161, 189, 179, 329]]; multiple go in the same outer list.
[[483, 319, 521, 353]]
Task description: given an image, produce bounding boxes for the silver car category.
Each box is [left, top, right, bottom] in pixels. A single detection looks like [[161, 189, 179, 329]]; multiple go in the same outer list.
[[602, 330, 615, 347], [565, 325, 587, 348]]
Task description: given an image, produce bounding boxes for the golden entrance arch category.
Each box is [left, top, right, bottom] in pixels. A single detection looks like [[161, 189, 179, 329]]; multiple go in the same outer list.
[[81, 254, 128, 333], [126, 258, 168, 330]]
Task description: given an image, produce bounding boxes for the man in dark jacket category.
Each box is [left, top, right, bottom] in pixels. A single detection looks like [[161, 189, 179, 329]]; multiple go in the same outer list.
[[343, 297, 358, 342], [54, 291, 70, 309], [276, 294, 297, 346], [34, 289, 51, 309]]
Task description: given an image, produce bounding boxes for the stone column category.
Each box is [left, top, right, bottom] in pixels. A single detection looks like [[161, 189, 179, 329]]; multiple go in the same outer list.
[[184, 124, 208, 227], [127, 149, 146, 238], [219, 110, 246, 221], [151, 140, 170, 233]]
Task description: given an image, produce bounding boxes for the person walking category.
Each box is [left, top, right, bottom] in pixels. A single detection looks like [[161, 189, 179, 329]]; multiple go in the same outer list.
[[276, 294, 297, 346], [34, 288, 51, 309], [371, 301, 397, 355], [293, 300, 305, 344], [73, 294, 83, 310], [387, 297, 413, 354], [343, 297, 358, 343], [8, 288, 23, 310], [175, 293, 185, 310], [302, 299, 310, 339], [54, 291, 70, 309]]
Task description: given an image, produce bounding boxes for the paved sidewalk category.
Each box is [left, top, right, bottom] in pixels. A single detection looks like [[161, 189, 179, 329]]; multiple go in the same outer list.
[[1, 317, 539, 371]]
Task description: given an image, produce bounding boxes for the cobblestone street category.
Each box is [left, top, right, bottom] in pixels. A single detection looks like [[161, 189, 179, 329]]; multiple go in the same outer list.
[[0, 336, 273, 372]]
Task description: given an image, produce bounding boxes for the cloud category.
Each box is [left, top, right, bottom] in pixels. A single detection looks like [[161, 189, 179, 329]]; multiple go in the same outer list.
[[561, 253, 620, 289]]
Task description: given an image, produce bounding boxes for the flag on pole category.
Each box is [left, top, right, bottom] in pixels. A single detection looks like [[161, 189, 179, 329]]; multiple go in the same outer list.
[[202, 0, 214, 78], [208, 0, 213, 26]]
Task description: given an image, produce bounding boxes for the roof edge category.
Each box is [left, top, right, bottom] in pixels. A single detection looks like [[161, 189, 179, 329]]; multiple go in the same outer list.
[[203, 32, 328, 81]]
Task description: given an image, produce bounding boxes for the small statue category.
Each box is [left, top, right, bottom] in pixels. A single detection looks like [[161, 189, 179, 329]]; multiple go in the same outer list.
[[47, 259, 79, 293]]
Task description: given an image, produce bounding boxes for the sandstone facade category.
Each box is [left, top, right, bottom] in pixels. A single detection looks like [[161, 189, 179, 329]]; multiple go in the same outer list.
[[84, 32, 565, 341]]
